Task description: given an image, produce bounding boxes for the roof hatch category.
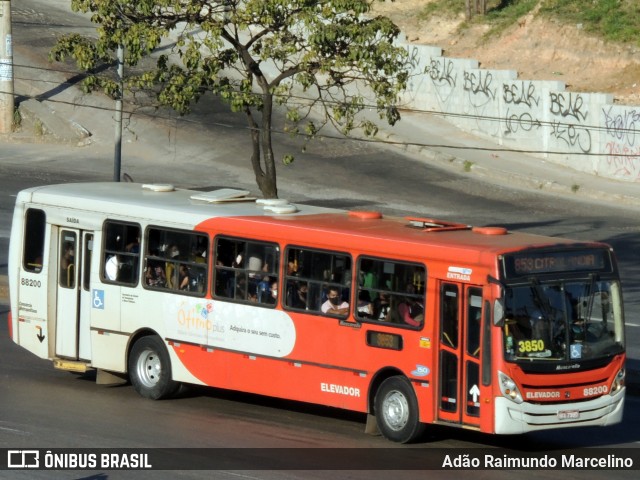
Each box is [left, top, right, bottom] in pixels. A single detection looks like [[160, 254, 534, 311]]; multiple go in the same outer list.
[[190, 188, 256, 203], [142, 183, 175, 192], [257, 198, 298, 214], [406, 216, 471, 232]]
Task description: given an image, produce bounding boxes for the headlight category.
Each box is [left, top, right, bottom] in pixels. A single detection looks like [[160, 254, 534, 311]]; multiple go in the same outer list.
[[498, 371, 523, 404], [610, 368, 625, 396]]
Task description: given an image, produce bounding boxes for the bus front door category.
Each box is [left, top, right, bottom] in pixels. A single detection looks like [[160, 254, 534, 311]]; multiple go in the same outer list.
[[55, 229, 93, 360], [437, 282, 483, 428]]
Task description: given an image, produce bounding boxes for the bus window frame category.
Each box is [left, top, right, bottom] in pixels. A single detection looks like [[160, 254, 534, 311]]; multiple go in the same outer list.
[[143, 226, 209, 297], [212, 234, 280, 307], [283, 245, 353, 319], [101, 220, 141, 287], [58, 230, 77, 289], [354, 255, 426, 330], [22, 208, 46, 274]]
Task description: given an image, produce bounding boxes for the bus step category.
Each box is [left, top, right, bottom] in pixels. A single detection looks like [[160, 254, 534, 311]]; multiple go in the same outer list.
[[53, 359, 89, 373]]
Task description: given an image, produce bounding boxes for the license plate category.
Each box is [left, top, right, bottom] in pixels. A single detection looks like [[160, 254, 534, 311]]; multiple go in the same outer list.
[[557, 410, 580, 420]]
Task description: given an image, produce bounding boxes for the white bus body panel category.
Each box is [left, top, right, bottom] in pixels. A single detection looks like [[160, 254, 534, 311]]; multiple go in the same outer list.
[[9, 198, 52, 360], [7, 183, 341, 371]]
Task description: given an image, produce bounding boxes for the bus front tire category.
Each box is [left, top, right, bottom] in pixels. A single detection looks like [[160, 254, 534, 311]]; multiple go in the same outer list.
[[128, 336, 179, 400], [374, 376, 425, 443]]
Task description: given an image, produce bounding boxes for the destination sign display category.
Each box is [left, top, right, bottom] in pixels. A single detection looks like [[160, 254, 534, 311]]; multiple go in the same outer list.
[[502, 249, 612, 279]]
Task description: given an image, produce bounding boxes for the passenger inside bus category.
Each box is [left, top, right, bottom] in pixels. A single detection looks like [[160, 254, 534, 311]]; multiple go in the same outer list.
[[371, 292, 392, 321], [287, 281, 308, 309], [357, 290, 372, 316], [264, 280, 278, 305], [146, 260, 167, 287], [60, 242, 75, 287], [321, 286, 349, 316], [165, 244, 180, 288], [397, 284, 424, 327], [178, 265, 190, 291]]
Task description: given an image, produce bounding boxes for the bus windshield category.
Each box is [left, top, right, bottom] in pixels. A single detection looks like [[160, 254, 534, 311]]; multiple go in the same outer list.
[[503, 279, 624, 362]]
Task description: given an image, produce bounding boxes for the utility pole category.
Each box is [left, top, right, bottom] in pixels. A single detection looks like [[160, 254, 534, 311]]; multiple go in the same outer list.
[[0, 0, 14, 134], [113, 44, 123, 182]]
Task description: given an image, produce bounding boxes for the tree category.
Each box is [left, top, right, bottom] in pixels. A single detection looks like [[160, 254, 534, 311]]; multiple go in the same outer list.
[[465, 0, 487, 20], [51, 0, 409, 198]]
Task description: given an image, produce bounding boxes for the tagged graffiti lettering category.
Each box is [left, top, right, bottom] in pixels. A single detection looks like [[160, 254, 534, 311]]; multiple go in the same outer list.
[[463, 71, 495, 99], [425, 57, 457, 87], [605, 142, 640, 179], [550, 121, 592, 153], [406, 45, 422, 70], [602, 106, 640, 147], [503, 81, 539, 107], [504, 109, 542, 135], [550, 93, 588, 121]]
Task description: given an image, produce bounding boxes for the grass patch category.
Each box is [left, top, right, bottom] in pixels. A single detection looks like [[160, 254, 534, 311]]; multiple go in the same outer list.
[[483, 0, 539, 38], [539, 0, 640, 45], [418, 0, 465, 21], [417, 0, 640, 46], [12, 108, 22, 132]]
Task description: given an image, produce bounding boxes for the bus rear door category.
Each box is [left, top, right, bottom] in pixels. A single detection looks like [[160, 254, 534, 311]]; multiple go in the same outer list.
[[437, 282, 483, 428], [55, 228, 93, 360]]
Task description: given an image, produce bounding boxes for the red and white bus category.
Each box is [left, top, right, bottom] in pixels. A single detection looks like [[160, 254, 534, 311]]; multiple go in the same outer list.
[[8, 182, 626, 442]]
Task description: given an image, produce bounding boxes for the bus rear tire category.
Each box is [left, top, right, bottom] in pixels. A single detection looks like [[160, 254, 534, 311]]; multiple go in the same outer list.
[[374, 376, 425, 443], [129, 336, 179, 400]]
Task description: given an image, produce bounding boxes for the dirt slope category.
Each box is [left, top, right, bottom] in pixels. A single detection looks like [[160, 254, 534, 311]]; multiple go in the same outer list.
[[373, 0, 640, 105]]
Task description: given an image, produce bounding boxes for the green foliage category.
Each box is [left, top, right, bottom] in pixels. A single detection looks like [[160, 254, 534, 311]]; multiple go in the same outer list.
[[418, 1, 640, 46], [539, 0, 640, 45], [418, 0, 465, 20], [52, 0, 409, 197], [482, 0, 539, 38]]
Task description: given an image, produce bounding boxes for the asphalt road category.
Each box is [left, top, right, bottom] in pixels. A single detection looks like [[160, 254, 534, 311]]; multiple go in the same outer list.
[[1, 308, 639, 480], [1, 0, 639, 477]]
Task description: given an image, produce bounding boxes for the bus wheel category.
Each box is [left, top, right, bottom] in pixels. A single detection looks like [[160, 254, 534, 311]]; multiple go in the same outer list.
[[128, 336, 179, 400], [374, 376, 425, 443]]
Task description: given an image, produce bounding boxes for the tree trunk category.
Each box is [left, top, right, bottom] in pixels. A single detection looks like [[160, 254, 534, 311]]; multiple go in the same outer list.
[[245, 105, 278, 199], [259, 92, 278, 199], [465, 0, 472, 20]]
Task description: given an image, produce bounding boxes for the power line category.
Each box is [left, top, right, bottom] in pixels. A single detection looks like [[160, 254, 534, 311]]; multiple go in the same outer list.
[[10, 60, 640, 137], [4, 72, 640, 159]]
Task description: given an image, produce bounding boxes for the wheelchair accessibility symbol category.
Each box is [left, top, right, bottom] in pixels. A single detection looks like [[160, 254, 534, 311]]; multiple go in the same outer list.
[[92, 289, 105, 309]]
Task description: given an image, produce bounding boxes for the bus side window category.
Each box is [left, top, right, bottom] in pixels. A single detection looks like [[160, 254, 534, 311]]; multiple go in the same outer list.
[[102, 221, 141, 286], [23, 208, 46, 273], [284, 247, 352, 317], [213, 236, 279, 306], [355, 257, 426, 329], [59, 233, 76, 288], [144, 227, 209, 296]]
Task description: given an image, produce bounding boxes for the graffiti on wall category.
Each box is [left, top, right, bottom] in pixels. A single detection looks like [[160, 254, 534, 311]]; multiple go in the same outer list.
[[424, 57, 458, 110], [602, 107, 640, 180], [502, 81, 542, 135], [548, 92, 592, 153], [462, 70, 501, 137]]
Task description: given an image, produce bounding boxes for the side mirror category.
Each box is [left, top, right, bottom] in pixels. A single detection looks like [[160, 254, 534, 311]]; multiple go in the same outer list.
[[493, 298, 505, 326]]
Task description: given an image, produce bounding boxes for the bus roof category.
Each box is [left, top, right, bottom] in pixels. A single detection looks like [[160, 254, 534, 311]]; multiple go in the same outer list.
[[19, 182, 605, 260], [18, 182, 335, 227]]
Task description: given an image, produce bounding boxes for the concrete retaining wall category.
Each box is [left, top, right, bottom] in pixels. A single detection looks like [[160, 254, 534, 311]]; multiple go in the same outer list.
[[398, 41, 640, 182]]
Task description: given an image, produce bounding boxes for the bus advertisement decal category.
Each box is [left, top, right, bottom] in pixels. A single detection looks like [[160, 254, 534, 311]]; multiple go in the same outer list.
[[165, 298, 296, 358]]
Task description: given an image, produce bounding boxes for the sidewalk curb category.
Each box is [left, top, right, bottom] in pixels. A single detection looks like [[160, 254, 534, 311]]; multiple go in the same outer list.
[[18, 99, 93, 146], [382, 131, 640, 211]]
